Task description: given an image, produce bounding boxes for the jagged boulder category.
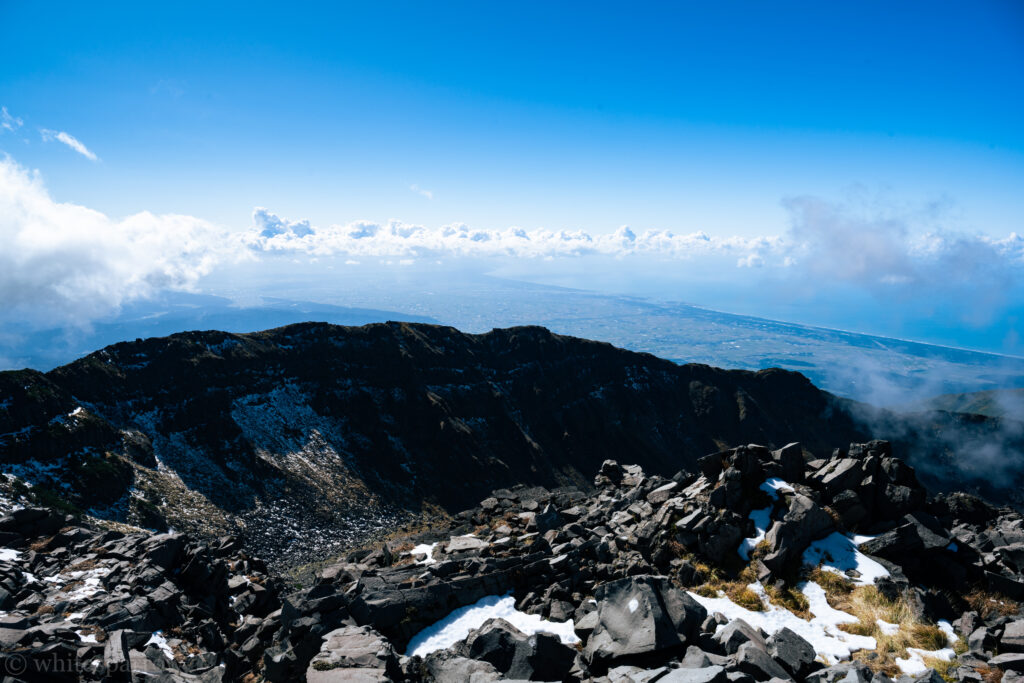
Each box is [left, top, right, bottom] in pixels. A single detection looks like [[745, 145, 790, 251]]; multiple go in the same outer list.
[[456, 617, 576, 681], [767, 626, 818, 678], [585, 575, 707, 669], [761, 493, 834, 574], [306, 625, 400, 682]]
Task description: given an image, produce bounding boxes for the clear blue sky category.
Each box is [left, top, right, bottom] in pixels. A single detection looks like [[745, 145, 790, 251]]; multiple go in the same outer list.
[[1, 1, 1023, 355], [2, 1, 1022, 235]]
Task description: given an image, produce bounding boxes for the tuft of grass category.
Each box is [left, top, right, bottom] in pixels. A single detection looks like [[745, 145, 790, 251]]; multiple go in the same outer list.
[[921, 655, 957, 683], [694, 576, 766, 612], [694, 585, 719, 599], [909, 624, 948, 651], [828, 584, 961, 677], [977, 666, 1003, 683], [964, 589, 1020, 619], [727, 585, 765, 612], [764, 583, 810, 619], [807, 567, 855, 596]]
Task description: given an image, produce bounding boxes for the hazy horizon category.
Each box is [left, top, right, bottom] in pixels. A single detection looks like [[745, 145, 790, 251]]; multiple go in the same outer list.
[[2, 2, 1022, 366]]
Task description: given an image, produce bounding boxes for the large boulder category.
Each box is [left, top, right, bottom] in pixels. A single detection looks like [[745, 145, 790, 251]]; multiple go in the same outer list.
[[767, 626, 818, 678], [458, 617, 575, 681], [418, 650, 502, 682], [585, 575, 707, 670], [712, 619, 765, 654], [306, 626, 400, 682], [1003, 619, 1024, 653], [762, 494, 834, 574]]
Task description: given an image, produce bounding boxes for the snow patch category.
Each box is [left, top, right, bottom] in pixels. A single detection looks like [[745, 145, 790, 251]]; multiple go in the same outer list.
[[876, 618, 900, 636], [803, 532, 890, 586], [407, 542, 438, 565], [688, 581, 876, 665], [146, 631, 175, 659], [0, 548, 21, 562], [406, 593, 579, 657], [738, 478, 794, 561], [628, 598, 639, 614], [761, 477, 794, 500], [76, 630, 99, 644]]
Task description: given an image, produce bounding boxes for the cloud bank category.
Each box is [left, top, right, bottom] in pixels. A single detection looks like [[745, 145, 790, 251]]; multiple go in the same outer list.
[[246, 207, 781, 261], [0, 155, 1020, 354], [0, 157, 234, 325]]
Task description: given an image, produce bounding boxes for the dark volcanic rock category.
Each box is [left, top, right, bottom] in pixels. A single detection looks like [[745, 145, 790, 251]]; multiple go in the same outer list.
[[585, 575, 706, 669]]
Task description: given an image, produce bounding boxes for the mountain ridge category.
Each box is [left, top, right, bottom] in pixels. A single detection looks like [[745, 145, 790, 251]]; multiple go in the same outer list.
[[0, 322, 1021, 567]]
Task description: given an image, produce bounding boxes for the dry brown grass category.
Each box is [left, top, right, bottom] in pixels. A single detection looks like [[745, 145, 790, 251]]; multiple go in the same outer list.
[[29, 536, 54, 552], [694, 575, 765, 612], [764, 583, 811, 619], [820, 582, 954, 677], [977, 666, 1004, 683], [67, 557, 99, 572], [964, 588, 1020, 619], [921, 654, 957, 682], [807, 567, 855, 597]]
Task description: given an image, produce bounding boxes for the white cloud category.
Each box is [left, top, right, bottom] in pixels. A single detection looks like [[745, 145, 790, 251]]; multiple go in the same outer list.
[[1, 107, 23, 134], [778, 194, 1024, 327], [0, 156, 237, 325], [40, 129, 98, 161], [243, 208, 780, 260], [410, 184, 434, 200], [3, 152, 1020, 342]]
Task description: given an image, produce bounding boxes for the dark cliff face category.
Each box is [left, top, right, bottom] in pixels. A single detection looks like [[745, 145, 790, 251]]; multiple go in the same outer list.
[[0, 322, 1018, 563]]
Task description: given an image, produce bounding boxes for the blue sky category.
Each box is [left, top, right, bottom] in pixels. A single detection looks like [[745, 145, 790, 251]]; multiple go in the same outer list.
[[1, 1, 1023, 354]]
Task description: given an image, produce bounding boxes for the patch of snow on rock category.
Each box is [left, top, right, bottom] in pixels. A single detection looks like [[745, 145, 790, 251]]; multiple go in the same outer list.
[[688, 581, 876, 665], [761, 477, 794, 499], [0, 548, 21, 562], [146, 631, 175, 659], [803, 532, 890, 586], [406, 593, 579, 657], [407, 542, 438, 565], [628, 598, 639, 613], [739, 478, 793, 561]]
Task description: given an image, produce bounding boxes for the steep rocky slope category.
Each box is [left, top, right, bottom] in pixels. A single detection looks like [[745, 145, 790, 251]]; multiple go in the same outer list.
[[1, 440, 1022, 682], [0, 322, 1021, 567]]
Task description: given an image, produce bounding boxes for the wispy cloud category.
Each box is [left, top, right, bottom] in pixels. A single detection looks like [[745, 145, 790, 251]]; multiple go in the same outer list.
[[40, 128, 98, 161], [410, 183, 433, 200], [0, 107, 23, 134]]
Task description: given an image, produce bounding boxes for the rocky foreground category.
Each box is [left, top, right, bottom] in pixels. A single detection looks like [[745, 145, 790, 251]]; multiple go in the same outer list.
[[1, 440, 1024, 682]]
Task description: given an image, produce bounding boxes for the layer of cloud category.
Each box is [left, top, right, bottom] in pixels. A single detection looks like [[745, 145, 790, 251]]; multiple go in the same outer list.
[[780, 195, 1024, 326], [40, 129, 98, 161], [245, 208, 781, 260], [243, 203, 1022, 280], [0, 156, 235, 325], [1, 152, 1020, 350]]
